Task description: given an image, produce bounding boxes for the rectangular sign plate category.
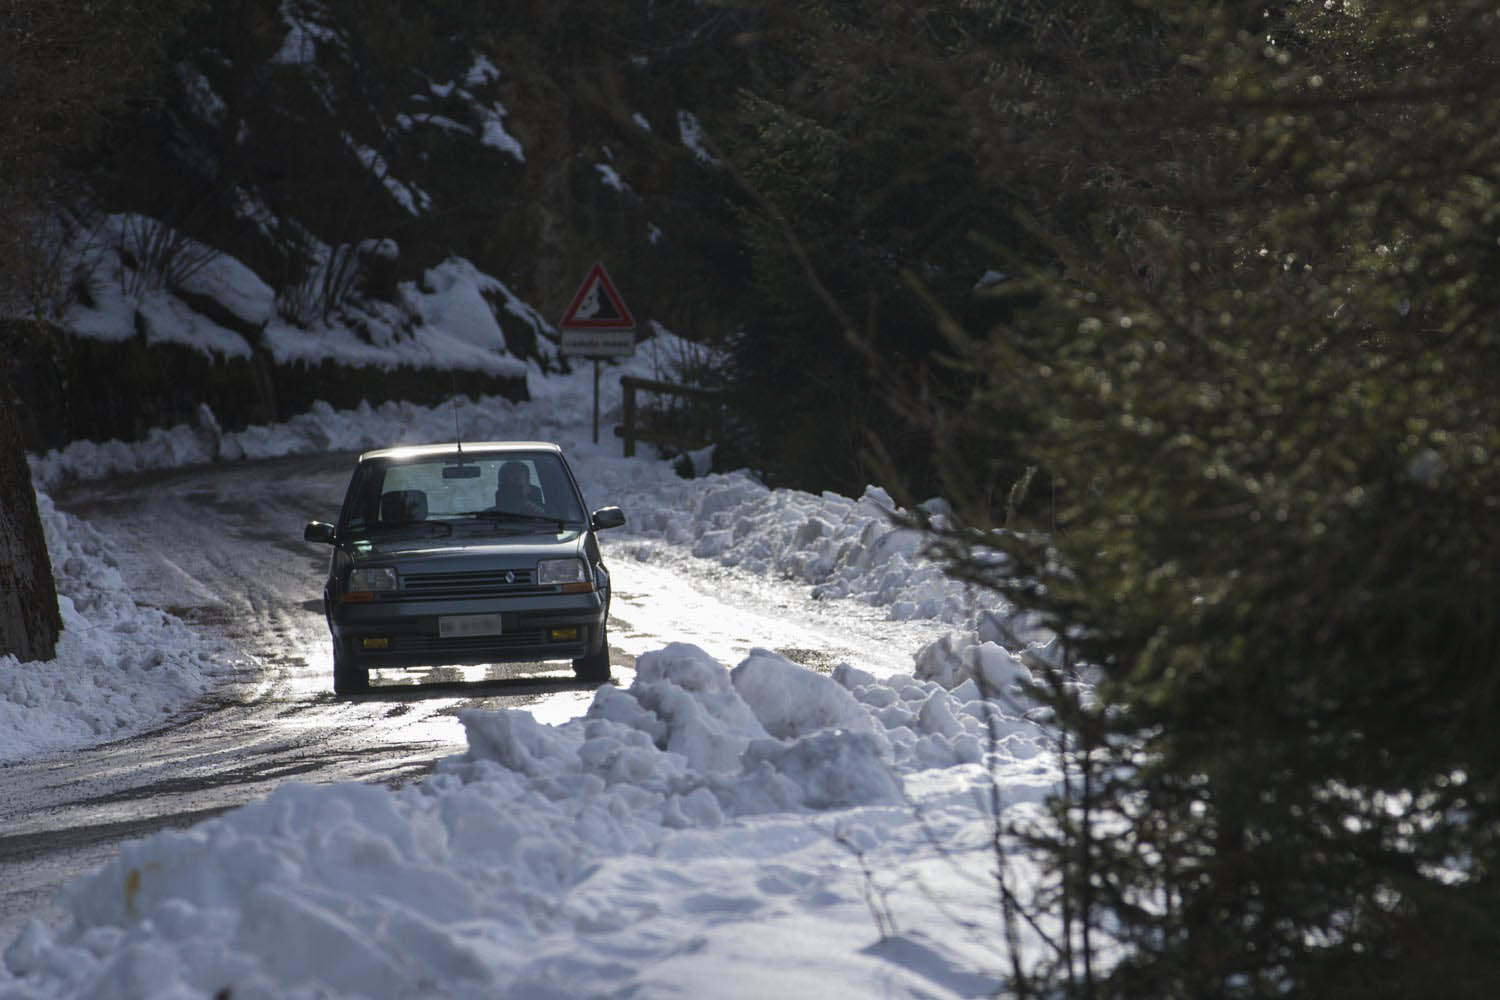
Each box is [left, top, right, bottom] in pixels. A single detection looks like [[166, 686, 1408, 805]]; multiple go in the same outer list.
[[439, 613, 505, 638], [560, 328, 636, 357]]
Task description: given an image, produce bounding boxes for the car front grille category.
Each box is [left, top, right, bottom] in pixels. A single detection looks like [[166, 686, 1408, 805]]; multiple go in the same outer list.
[[393, 568, 547, 600]]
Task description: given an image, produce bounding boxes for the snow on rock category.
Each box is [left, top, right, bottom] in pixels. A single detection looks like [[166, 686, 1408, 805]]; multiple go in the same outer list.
[[60, 238, 533, 382], [409, 257, 507, 348], [59, 214, 263, 361], [65, 276, 254, 361], [175, 251, 277, 329]]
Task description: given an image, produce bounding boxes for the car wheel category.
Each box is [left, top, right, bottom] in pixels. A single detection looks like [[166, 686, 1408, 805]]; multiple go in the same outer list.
[[572, 624, 611, 682], [332, 639, 369, 695]]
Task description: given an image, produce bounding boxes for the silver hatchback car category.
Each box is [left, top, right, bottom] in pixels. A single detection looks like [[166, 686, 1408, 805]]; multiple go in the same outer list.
[[303, 441, 625, 694]]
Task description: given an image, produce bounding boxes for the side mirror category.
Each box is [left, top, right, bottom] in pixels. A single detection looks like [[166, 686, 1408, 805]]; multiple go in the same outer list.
[[304, 521, 336, 544], [590, 507, 626, 531]]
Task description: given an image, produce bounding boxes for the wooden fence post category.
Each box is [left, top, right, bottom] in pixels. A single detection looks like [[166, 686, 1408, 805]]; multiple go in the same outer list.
[[621, 377, 637, 458]]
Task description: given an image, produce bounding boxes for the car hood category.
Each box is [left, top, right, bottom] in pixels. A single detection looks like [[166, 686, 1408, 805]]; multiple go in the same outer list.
[[345, 528, 586, 572]]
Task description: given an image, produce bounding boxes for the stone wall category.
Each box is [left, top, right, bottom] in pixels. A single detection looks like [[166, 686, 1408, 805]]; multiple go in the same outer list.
[[0, 321, 527, 455]]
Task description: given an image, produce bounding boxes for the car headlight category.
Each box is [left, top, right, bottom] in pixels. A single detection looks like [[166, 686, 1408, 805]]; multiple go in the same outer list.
[[538, 558, 592, 591], [347, 567, 399, 593]]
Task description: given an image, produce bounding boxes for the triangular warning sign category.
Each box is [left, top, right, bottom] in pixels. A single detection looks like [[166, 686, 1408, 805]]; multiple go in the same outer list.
[[559, 262, 636, 330]]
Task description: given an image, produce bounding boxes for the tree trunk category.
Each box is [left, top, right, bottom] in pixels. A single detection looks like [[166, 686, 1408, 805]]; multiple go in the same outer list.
[[0, 381, 61, 662]]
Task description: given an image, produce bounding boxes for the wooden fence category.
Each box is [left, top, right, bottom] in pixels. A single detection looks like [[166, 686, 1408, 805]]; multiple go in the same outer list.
[[617, 375, 723, 458]]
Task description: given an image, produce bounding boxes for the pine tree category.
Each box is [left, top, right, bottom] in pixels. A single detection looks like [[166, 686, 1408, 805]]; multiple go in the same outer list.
[[906, 1, 1500, 994]]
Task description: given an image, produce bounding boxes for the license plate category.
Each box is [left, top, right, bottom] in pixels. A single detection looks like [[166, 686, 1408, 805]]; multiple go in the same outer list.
[[439, 613, 505, 638]]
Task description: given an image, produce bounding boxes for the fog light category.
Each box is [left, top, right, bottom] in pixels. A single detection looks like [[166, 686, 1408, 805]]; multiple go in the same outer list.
[[550, 627, 580, 642], [362, 637, 389, 650]]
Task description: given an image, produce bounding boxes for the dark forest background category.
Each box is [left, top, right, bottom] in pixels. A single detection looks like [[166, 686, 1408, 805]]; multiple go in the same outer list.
[[6, 1, 1500, 996], [4, 0, 1023, 499]]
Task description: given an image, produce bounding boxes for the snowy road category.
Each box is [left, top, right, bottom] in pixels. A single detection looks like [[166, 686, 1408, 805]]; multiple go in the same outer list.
[[1, 451, 950, 939]]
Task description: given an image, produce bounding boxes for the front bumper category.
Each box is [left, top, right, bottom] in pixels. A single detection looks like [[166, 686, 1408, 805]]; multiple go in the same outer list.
[[329, 590, 606, 669]]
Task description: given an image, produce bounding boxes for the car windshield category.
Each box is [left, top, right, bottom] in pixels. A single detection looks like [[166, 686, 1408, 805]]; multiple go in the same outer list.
[[340, 451, 587, 537]]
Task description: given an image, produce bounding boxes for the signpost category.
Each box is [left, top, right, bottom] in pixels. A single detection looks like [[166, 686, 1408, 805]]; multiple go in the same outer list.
[[560, 262, 636, 444]]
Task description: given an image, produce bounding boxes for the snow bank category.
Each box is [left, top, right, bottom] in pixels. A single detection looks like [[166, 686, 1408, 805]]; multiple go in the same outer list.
[[0, 494, 239, 764], [608, 478, 965, 615], [4, 646, 1054, 999]]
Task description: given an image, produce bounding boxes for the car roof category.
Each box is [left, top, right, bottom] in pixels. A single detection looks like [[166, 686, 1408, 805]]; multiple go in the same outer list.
[[356, 441, 564, 463]]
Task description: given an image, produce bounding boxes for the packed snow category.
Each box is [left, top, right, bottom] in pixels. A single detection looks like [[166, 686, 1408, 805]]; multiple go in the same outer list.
[[3, 258, 1064, 998]]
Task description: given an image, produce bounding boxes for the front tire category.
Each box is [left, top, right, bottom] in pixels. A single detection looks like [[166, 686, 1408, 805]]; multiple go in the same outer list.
[[332, 639, 369, 695], [572, 624, 611, 682]]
